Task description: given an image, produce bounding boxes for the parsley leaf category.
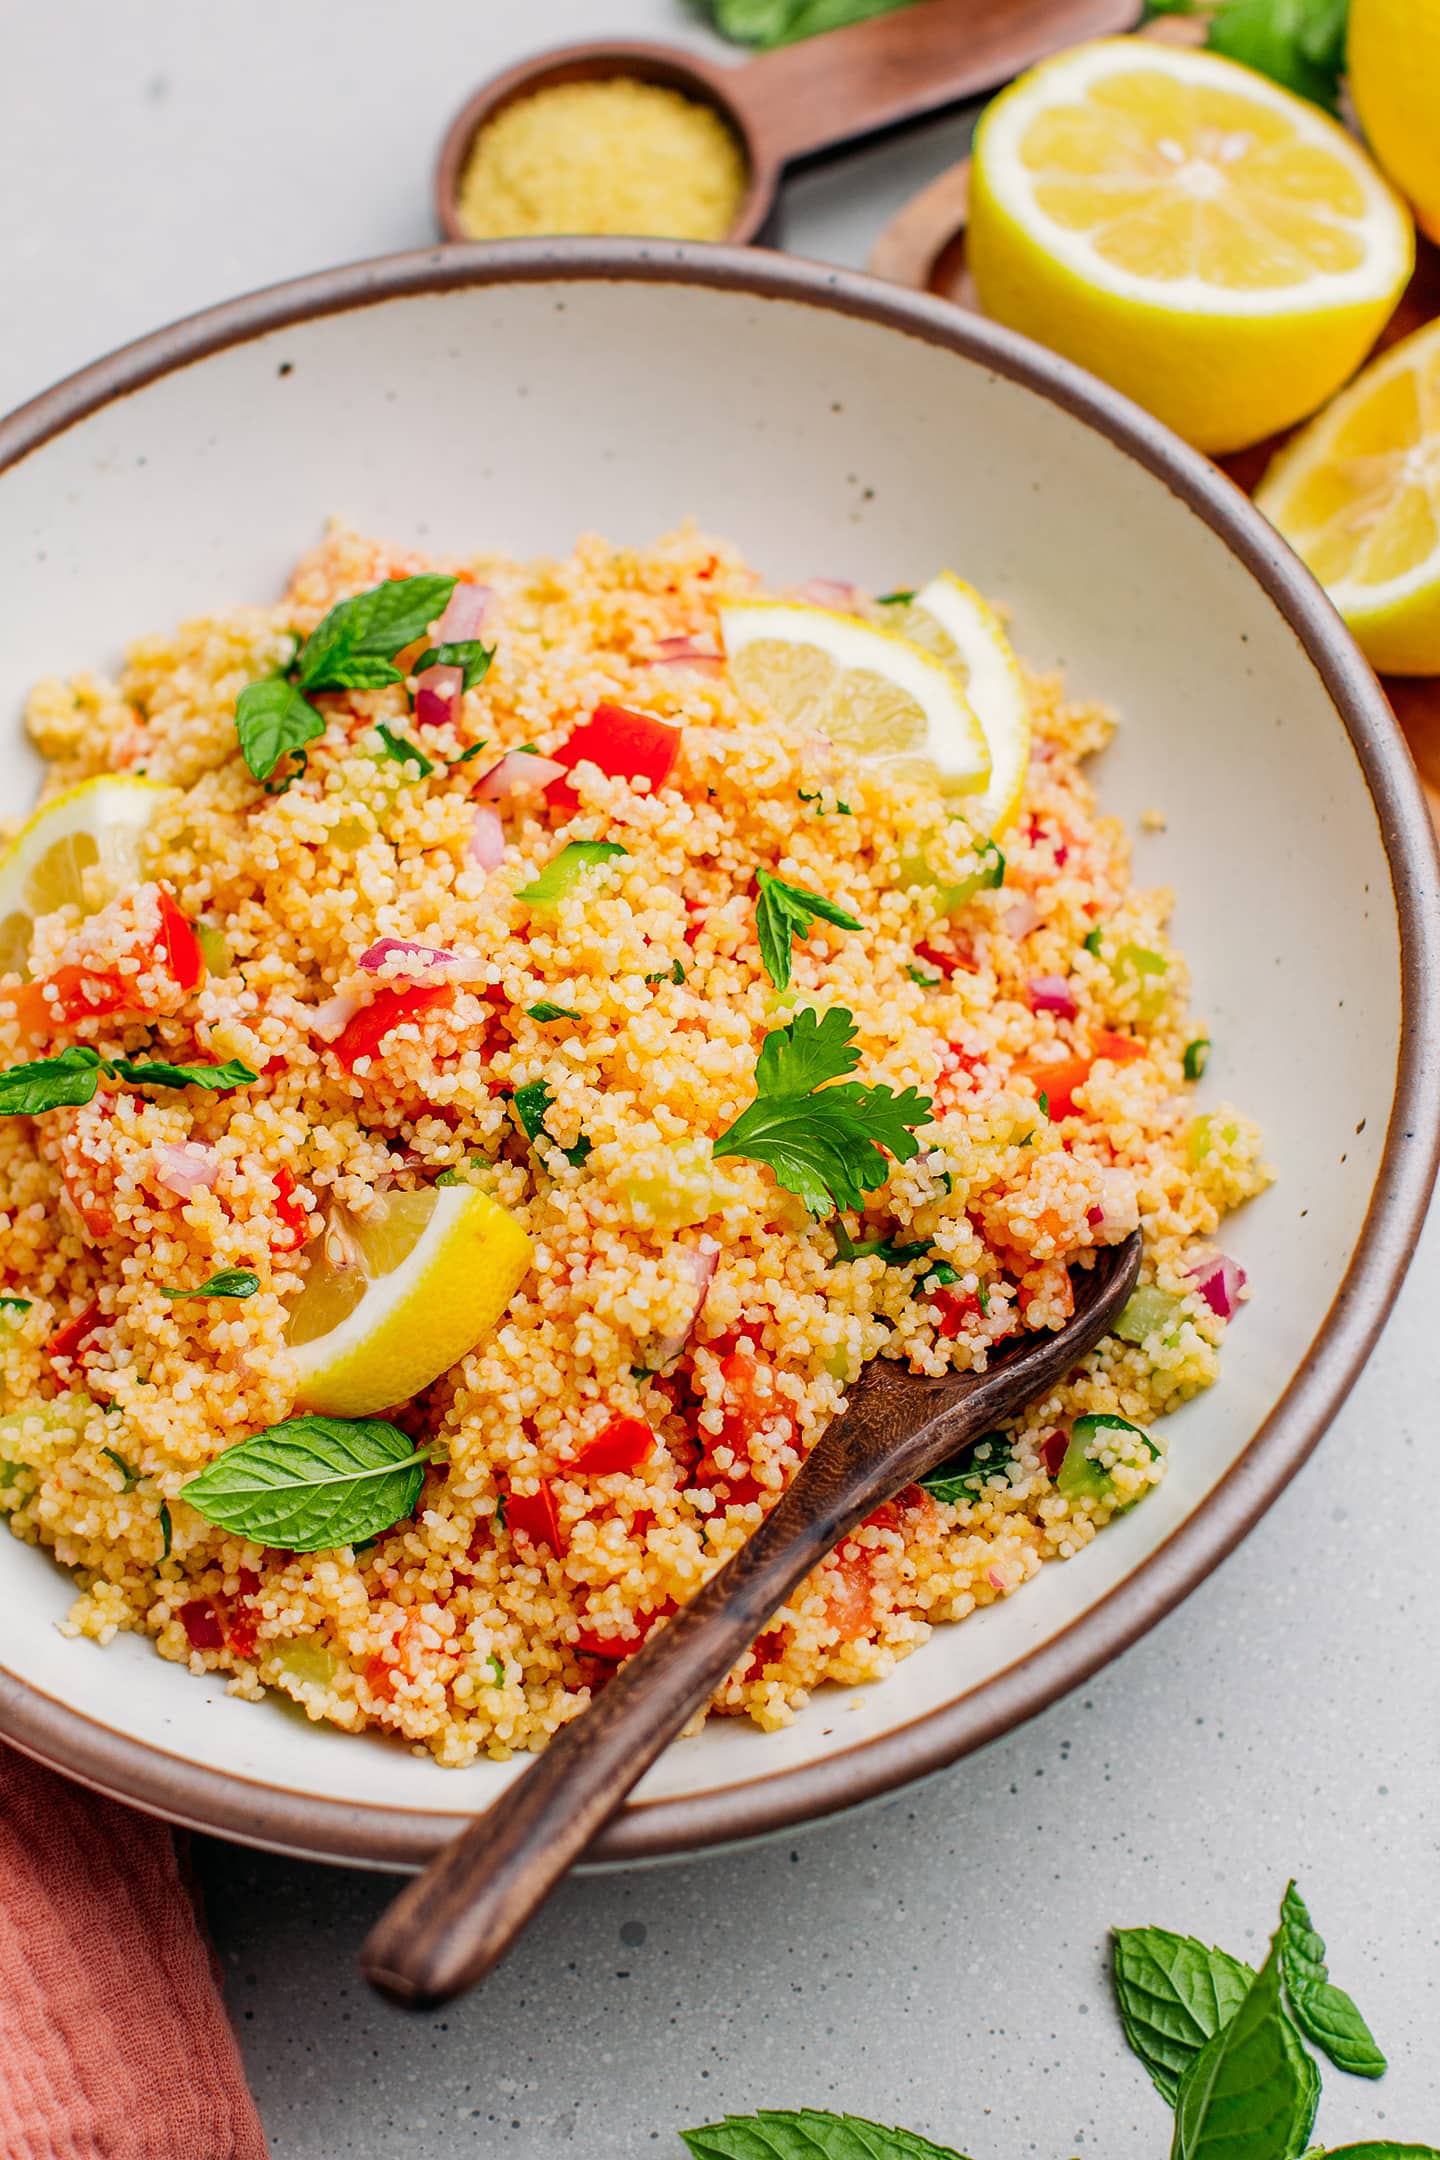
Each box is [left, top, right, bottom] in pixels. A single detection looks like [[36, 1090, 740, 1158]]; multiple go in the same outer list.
[[1172, 1933, 1319, 2160], [645, 960, 686, 985], [714, 1007, 931, 1215], [0, 1045, 103, 1116], [683, 2112, 971, 2160], [411, 640, 494, 692], [160, 1269, 261, 1303], [374, 722, 437, 778], [236, 678, 326, 785], [183, 1413, 432, 1551], [294, 574, 457, 692], [513, 1079, 591, 1168], [754, 870, 863, 992], [1280, 1880, 1387, 2079], [1112, 1927, 1256, 2104], [526, 1002, 580, 1024]]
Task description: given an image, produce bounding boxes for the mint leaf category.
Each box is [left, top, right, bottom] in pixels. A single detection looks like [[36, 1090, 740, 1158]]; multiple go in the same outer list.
[[160, 1269, 261, 1303], [1281, 1881, 1387, 2079], [706, 0, 916, 50], [921, 1432, 1015, 1505], [1205, 0, 1347, 111], [715, 1007, 931, 1215], [412, 641, 494, 691], [295, 574, 457, 691], [236, 678, 325, 783], [513, 1080, 590, 1168], [754, 870, 863, 992], [1113, 1928, 1256, 2104], [0, 1044, 102, 1116], [182, 1414, 431, 1551], [374, 723, 437, 778], [1172, 1936, 1318, 2160], [101, 1447, 139, 1490], [526, 1002, 580, 1024], [110, 1056, 257, 1094], [682, 2110, 972, 2160]]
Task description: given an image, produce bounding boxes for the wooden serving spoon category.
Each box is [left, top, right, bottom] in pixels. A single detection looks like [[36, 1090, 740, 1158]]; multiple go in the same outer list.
[[361, 1228, 1142, 2009], [434, 0, 1141, 246]]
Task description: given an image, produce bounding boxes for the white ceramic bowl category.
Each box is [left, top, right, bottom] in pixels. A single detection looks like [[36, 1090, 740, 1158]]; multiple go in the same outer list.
[[0, 243, 1435, 1870]]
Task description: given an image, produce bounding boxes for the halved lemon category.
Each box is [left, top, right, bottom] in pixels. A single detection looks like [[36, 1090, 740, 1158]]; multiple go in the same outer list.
[[1257, 316, 1440, 674], [0, 774, 172, 977], [891, 575, 1032, 835], [285, 1185, 532, 1418], [969, 37, 1414, 453], [720, 599, 990, 796]]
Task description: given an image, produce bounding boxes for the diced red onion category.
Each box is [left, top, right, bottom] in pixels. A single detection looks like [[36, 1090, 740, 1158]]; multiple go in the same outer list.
[[795, 579, 859, 610], [987, 1568, 1006, 1592], [1090, 1167, 1139, 1238], [1026, 974, 1078, 1019], [414, 664, 463, 730], [359, 937, 459, 975], [310, 992, 360, 1040], [1188, 1250, 1246, 1320], [474, 750, 567, 800], [648, 1237, 720, 1365], [645, 637, 724, 674], [467, 806, 506, 871], [1002, 896, 1040, 940], [151, 1144, 220, 1198], [435, 582, 492, 642]]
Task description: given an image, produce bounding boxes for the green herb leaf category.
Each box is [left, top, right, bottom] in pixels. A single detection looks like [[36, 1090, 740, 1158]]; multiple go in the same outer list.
[[0, 1295, 32, 1314], [1319, 2148, 1440, 2157], [101, 1447, 139, 1490], [876, 588, 916, 605], [1172, 1935, 1319, 2160], [1280, 1880, 1387, 2079], [374, 722, 437, 778], [450, 740, 489, 765], [645, 960, 686, 985], [715, 1007, 931, 1216], [754, 869, 863, 992], [1184, 1038, 1211, 1081], [512, 1079, 591, 1168], [0, 1044, 103, 1116], [516, 840, 629, 908], [294, 574, 457, 691], [1205, 0, 1348, 110], [705, 0, 917, 50], [235, 678, 326, 784], [411, 641, 494, 692], [1112, 1928, 1257, 2104], [526, 1002, 581, 1024], [182, 1414, 432, 1552], [160, 1269, 261, 1303], [159, 1501, 172, 1559], [1083, 925, 1105, 956], [110, 1056, 258, 1094], [921, 1431, 1015, 1505], [683, 2110, 972, 2160]]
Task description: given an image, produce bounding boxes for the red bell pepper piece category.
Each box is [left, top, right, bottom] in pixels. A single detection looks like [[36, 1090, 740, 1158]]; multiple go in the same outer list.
[[270, 1168, 310, 1253], [332, 985, 453, 1073], [1091, 1029, 1147, 1065], [547, 704, 682, 814], [930, 1288, 980, 1340], [155, 890, 205, 995], [179, 1598, 226, 1653], [571, 1417, 655, 1476], [1012, 1052, 1095, 1119], [1040, 1430, 1069, 1478], [45, 1298, 104, 1370], [504, 1478, 564, 1551]]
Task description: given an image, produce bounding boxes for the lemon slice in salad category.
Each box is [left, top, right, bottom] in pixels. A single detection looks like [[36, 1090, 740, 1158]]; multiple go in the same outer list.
[[890, 575, 1032, 836], [720, 599, 991, 796], [285, 1185, 532, 1418], [0, 774, 172, 977]]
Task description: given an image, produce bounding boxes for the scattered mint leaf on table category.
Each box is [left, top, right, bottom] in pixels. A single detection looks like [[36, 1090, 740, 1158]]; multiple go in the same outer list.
[[683, 2111, 972, 2160], [183, 1414, 431, 1552], [754, 869, 863, 992], [1280, 1881, 1388, 2079], [1112, 1927, 1256, 2103], [1172, 1935, 1319, 2160]]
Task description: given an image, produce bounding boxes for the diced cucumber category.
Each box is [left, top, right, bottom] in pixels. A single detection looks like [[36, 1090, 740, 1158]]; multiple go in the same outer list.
[[1114, 1285, 1183, 1345], [516, 840, 628, 908], [1056, 1413, 1160, 1508]]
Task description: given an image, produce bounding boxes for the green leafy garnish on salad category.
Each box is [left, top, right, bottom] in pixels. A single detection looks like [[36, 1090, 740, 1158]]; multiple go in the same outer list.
[[754, 870, 863, 993], [0, 1047, 257, 1118], [160, 1269, 261, 1304]]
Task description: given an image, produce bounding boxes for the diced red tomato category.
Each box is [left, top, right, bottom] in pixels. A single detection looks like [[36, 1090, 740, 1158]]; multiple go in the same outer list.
[[571, 1416, 655, 1476], [746, 1625, 787, 1678], [1012, 1053, 1095, 1120], [862, 1483, 937, 1533], [155, 890, 205, 994], [931, 1288, 980, 1339], [575, 1598, 674, 1662], [45, 1298, 103, 1370], [14, 964, 130, 1032], [825, 1544, 876, 1641], [547, 704, 682, 814], [332, 984, 453, 1073], [1040, 1430, 1069, 1478], [364, 1653, 401, 1702], [179, 1599, 225, 1652], [1091, 1028, 1147, 1065], [270, 1168, 310, 1254], [504, 1478, 564, 1551]]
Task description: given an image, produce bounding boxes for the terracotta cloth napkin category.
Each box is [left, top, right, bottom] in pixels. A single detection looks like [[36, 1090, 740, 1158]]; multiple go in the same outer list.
[[0, 1744, 269, 2160]]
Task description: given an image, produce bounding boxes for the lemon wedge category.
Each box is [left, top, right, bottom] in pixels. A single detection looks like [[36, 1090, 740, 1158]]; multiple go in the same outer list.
[[285, 1185, 532, 1418], [1349, 0, 1440, 245], [1257, 316, 1440, 674], [720, 598, 990, 796], [891, 575, 1032, 836], [0, 774, 172, 977], [969, 37, 1413, 453]]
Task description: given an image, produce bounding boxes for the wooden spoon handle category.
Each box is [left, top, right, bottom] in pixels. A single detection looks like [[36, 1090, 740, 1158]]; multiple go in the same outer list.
[[359, 1413, 926, 2009], [734, 0, 1140, 168]]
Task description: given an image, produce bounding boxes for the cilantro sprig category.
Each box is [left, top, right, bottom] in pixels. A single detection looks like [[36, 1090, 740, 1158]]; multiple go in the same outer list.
[[714, 1006, 931, 1215], [0, 1046, 257, 1117], [754, 871, 863, 993], [235, 573, 457, 783]]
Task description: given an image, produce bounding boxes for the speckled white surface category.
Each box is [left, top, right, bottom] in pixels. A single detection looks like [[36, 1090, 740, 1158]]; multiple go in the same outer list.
[[2, 4, 1438, 2153]]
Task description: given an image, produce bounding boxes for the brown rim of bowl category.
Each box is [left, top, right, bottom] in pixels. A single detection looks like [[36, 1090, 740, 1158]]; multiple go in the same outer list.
[[0, 239, 1436, 1873], [432, 42, 776, 249]]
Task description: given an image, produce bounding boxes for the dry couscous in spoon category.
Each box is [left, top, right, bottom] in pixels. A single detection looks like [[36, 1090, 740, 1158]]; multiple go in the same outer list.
[[361, 1228, 1142, 2009]]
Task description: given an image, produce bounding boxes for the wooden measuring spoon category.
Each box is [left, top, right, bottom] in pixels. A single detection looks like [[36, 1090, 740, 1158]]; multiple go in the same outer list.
[[434, 0, 1140, 245], [361, 1229, 1142, 2009]]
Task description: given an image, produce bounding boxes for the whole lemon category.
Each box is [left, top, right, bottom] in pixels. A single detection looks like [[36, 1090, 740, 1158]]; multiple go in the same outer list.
[[1348, 0, 1440, 244]]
